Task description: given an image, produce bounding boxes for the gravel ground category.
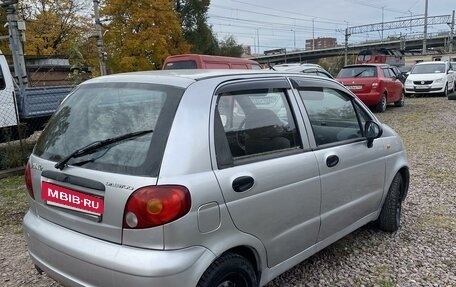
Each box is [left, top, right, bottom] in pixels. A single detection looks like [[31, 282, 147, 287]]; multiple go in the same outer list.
[[1, 96, 455, 287]]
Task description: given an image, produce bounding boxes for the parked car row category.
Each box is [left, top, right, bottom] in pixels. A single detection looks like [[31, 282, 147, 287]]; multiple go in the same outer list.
[[267, 60, 456, 109]]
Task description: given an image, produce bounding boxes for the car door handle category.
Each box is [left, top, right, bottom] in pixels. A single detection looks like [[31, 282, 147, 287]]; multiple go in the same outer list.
[[326, 155, 339, 168], [232, 176, 254, 193]]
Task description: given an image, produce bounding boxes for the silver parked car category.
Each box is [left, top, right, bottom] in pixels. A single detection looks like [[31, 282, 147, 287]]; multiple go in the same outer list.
[[23, 70, 409, 287]]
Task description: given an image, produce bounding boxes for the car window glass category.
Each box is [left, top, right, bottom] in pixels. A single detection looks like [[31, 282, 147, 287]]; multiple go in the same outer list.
[[0, 66, 5, 90], [337, 66, 377, 78], [216, 88, 301, 159], [34, 83, 184, 176], [382, 68, 392, 78], [298, 88, 363, 146]]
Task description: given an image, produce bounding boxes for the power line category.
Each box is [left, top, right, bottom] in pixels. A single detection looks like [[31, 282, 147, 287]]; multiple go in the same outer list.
[[211, 4, 345, 26], [224, 0, 349, 25], [208, 14, 339, 32]]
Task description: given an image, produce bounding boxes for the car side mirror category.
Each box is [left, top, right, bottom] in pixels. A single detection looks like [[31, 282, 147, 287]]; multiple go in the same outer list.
[[448, 70, 454, 74], [365, 121, 383, 148]]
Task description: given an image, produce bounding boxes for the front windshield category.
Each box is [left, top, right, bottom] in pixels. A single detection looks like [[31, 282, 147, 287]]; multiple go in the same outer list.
[[34, 82, 184, 176], [411, 63, 445, 74]]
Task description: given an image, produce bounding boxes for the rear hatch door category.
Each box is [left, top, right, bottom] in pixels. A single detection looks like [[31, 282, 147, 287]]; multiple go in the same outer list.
[[31, 81, 186, 243]]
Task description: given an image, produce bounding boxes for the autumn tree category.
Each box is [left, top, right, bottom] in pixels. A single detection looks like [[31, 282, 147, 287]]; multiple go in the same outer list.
[[218, 36, 243, 57], [103, 0, 189, 72], [175, 0, 218, 55], [19, 0, 89, 56], [0, 9, 10, 54]]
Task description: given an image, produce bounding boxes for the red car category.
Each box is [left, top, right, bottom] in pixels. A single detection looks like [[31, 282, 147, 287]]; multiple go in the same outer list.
[[336, 64, 405, 112]]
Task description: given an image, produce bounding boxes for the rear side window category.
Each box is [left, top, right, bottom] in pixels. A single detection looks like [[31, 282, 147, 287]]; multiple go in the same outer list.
[[34, 83, 184, 176], [206, 62, 230, 69], [215, 88, 302, 165], [298, 88, 366, 146], [163, 60, 197, 69], [231, 64, 248, 69]]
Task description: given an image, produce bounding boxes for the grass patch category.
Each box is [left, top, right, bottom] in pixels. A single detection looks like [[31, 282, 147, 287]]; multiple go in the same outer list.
[[417, 214, 456, 233], [427, 167, 456, 186], [0, 175, 29, 230]]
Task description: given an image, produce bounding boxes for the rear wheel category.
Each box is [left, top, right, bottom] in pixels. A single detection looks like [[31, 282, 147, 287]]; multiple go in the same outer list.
[[394, 91, 405, 107], [375, 94, 387, 113], [197, 253, 258, 287], [442, 84, 448, 97], [377, 173, 403, 232]]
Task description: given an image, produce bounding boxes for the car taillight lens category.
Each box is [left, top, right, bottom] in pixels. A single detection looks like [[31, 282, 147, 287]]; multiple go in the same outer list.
[[123, 185, 191, 229], [25, 161, 34, 199], [372, 82, 379, 89]]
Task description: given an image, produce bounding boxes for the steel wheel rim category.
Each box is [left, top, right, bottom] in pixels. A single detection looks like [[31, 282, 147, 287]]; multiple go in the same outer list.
[[216, 272, 249, 287], [382, 96, 387, 111]]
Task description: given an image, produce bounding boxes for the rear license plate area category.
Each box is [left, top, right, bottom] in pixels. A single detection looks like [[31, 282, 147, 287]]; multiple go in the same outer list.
[[41, 181, 104, 216]]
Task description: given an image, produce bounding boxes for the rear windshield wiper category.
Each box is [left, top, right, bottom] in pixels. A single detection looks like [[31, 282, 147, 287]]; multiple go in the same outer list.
[[54, 129, 153, 170], [354, 69, 368, 77]]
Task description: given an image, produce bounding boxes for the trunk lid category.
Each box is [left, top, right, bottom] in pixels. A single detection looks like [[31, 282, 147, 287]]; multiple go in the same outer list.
[[30, 80, 186, 243]]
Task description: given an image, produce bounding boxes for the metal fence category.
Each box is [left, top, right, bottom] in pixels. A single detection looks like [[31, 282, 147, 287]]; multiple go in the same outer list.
[[0, 85, 72, 170]]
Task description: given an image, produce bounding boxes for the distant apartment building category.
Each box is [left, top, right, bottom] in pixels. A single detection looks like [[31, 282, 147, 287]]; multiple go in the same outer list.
[[305, 37, 337, 50]]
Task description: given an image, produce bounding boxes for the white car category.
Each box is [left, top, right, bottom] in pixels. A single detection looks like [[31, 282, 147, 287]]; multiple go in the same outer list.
[[404, 61, 455, 97], [267, 63, 334, 79]]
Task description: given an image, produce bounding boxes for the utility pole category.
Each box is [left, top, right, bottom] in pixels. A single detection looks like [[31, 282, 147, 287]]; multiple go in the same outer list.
[[291, 29, 296, 50], [449, 10, 455, 53], [344, 27, 350, 66], [93, 0, 107, 76], [1, 1, 28, 91], [422, 0, 428, 55], [256, 28, 260, 55], [381, 7, 384, 42], [312, 18, 315, 50]]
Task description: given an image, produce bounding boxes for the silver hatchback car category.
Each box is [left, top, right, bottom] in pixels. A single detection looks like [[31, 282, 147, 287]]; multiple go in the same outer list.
[[23, 70, 409, 287]]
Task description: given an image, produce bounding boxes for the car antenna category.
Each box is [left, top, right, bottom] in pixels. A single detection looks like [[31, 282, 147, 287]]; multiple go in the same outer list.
[[268, 63, 276, 71]]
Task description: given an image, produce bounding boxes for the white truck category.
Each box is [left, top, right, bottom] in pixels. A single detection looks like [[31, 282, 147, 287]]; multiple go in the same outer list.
[[0, 52, 72, 142], [0, 1, 73, 142]]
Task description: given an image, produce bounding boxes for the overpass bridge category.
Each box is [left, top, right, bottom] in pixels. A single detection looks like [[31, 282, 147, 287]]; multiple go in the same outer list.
[[252, 33, 451, 65]]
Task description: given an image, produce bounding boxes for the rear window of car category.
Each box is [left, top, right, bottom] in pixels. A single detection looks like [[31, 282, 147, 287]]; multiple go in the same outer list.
[[163, 60, 197, 69], [337, 66, 377, 78], [34, 82, 184, 176]]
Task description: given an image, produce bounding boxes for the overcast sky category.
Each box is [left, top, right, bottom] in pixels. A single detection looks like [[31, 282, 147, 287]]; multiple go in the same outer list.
[[208, 0, 455, 54]]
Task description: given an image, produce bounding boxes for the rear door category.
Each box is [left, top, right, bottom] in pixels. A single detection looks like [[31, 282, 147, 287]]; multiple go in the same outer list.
[[212, 78, 321, 267], [291, 77, 386, 241], [382, 67, 402, 102]]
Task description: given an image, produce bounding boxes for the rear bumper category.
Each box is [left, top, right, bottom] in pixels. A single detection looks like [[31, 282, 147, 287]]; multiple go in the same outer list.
[[352, 92, 382, 106], [23, 210, 216, 287]]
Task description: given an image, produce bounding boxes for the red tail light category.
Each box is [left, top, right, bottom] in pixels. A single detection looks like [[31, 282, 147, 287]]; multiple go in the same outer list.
[[372, 81, 379, 89], [25, 162, 35, 199], [123, 185, 191, 229]]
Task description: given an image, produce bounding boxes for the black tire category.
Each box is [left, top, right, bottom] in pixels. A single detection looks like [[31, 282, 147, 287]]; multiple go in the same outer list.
[[448, 94, 456, 100], [197, 253, 258, 287], [441, 85, 448, 97], [375, 94, 387, 113], [377, 173, 403, 232], [394, 91, 405, 107]]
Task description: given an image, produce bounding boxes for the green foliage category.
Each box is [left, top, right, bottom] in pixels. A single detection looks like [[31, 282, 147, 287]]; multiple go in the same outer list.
[[218, 36, 243, 57], [175, 0, 219, 55]]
